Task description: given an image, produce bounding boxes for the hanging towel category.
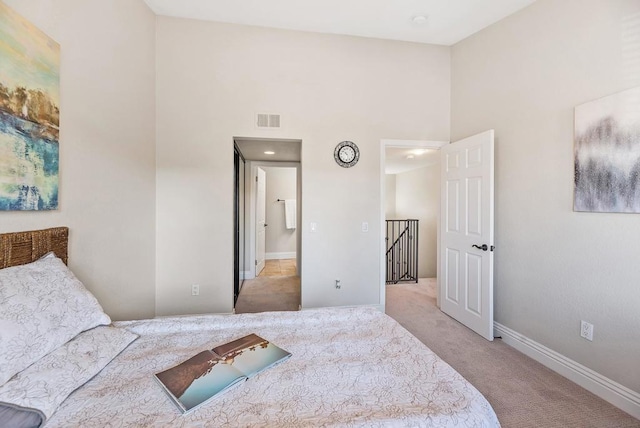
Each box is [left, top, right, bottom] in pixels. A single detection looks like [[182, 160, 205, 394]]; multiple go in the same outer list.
[[284, 199, 296, 230]]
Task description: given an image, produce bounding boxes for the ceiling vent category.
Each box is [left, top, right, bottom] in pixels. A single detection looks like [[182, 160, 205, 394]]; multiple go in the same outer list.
[[256, 113, 281, 128]]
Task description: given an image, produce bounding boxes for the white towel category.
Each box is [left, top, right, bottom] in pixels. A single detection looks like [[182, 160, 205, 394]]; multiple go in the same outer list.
[[284, 199, 296, 230]]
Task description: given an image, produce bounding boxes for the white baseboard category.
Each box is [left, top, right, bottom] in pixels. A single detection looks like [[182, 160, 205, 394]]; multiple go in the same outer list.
[[241, 271, 254, 280], [266, 252, 296, 260], [300, 303, 384, 312], [494, 322, 640, 420]]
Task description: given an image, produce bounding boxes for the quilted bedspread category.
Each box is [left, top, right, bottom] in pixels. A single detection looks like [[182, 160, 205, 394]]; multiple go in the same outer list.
[[45, 307, 500, 427]]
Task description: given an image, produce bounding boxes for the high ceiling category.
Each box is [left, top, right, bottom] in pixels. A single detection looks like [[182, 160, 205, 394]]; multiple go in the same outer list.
[[143, 0, 536, 46], [149, 1, 537, 170]]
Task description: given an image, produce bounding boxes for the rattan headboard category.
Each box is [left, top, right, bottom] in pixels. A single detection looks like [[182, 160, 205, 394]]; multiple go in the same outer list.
[[0, 227, 69, 268]]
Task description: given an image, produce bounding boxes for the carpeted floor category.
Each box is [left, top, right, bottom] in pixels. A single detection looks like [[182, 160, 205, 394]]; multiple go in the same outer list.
[[234, 275, 300, 313], [386, 279, 640, 428]]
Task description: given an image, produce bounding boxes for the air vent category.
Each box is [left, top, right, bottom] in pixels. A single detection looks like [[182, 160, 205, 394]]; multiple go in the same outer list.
[[256, 113, 281, 128]]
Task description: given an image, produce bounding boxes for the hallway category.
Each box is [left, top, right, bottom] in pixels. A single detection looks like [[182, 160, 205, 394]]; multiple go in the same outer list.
[[258, 259, 296, 277], [235, 259, 300, 313]]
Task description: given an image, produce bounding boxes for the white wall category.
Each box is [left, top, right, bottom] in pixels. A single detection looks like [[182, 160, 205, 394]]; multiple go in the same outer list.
[[451, 0, 640, 393], [0, 0, 156, 321], [264, 167, 296, 258], [384, 174, 396, 219], [395, 165, 440, 278], [155, 18, 451, 315]]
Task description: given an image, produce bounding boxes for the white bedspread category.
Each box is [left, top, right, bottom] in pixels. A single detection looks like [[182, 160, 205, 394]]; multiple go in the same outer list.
[[45, 307, 500, 427]]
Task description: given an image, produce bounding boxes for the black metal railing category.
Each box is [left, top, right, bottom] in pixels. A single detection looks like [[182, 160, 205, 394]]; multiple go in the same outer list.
[[385, 219, 419, 284]]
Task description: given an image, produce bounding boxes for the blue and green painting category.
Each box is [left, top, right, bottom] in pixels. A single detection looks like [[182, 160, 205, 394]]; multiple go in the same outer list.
[[0, 2, 59, 210]]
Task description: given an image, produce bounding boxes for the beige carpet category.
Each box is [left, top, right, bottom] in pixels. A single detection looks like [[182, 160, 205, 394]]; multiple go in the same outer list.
[[235, 275, 300, 313], [386, 279, 640, 428]]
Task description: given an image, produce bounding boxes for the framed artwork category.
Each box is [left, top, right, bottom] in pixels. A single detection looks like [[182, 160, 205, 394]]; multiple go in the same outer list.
[[0, 2, 60, 210], [574, 86, 640, 213]]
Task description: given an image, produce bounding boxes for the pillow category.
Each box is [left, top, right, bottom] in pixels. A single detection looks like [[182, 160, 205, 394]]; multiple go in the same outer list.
[[0, 325, 138, 427], [0, 257, 111, 386], [37, 252, 56, 260]]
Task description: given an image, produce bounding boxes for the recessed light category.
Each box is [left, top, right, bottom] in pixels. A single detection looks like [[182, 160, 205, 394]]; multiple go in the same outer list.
[[264, 151, 275, 155], [406, 155, 415, 160], [412, 15, 428, 25]]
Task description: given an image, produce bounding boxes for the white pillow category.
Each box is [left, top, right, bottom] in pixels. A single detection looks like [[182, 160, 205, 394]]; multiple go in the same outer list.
[[0, 325, 138, 426], [0, 257, 111, 386], [38, 251, 56, 260]]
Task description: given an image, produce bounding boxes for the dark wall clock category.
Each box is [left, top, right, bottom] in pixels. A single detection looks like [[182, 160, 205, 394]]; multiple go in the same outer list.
[[334, 141, 360, 168]]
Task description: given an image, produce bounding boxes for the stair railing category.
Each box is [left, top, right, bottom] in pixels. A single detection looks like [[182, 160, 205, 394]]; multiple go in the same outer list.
[[385, 219, 419, 284]]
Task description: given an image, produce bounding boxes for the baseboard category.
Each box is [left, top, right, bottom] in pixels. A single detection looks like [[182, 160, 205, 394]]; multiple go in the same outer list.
[[266, 252, 296, 260], [241, 271, 254, 280], [300, 303, 384, 313], [494, 322, 640, 419]]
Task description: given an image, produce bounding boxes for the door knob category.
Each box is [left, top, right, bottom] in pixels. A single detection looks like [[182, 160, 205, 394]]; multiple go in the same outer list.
[[472, 244, 488, 251]]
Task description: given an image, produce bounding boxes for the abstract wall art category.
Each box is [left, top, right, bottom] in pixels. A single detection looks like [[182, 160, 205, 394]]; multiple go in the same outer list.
[[0, 1, 59, 210], [574, 86, 640, 213]]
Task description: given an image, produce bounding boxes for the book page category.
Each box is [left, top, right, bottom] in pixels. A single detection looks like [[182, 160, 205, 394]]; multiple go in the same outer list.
[[155, 334, 291, 413], [155, 350, 246, 412], [213, 334, 291, 378]]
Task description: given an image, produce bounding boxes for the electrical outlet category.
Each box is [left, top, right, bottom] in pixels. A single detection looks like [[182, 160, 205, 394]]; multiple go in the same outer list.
[[335, 279, 341, 289], [580, 320, 594, 341], [191, 284, 200, 296]]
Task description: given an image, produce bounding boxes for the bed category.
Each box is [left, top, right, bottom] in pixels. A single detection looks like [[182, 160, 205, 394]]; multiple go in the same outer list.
[[0, 227, 500, 427]]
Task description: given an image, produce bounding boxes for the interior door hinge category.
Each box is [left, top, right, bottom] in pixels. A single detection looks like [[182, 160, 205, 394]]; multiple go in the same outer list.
[[255, 260, 257, 266]]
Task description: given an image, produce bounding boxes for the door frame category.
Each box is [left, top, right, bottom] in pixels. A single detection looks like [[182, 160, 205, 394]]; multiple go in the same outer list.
[[379, 139, 448, 310], [246, 161, 302, 280], [233, 144, 246, 303], [255, 166, 267, 276]]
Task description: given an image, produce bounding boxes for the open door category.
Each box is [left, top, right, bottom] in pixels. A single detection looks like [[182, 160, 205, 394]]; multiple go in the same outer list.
[[255, 167, 267, 275], [440, 130, 495, 341]]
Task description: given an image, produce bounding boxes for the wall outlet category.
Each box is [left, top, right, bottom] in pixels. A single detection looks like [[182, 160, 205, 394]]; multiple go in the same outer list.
[[191, 284, 200, 296], [335, 279, 341, 289], [580, 320, 594, 341]]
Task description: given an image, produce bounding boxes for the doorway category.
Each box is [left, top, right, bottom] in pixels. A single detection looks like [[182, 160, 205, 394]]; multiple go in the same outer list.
[[380, 133, 495, 342], [380, 139, 447, 309], [233, 137, 302, 313], [255, 166, 298, 277]]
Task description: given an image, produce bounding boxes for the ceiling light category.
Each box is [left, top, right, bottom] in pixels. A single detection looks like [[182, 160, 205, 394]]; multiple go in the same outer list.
[[406, 155, 415, 160], [411, 15, 428, 25], [264, 151, 275, 155], [412, 149, 427, 156]]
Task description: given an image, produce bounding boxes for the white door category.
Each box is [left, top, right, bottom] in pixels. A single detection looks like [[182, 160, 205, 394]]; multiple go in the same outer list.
[[255, 167, 267, 276], [440, 130, 495, 341]]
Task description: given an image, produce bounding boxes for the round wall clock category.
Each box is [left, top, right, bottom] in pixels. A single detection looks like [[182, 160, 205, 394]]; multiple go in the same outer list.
[[334, 141, 360, 168]]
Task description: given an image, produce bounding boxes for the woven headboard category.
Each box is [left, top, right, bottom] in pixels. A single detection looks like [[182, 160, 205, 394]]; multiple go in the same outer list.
[[0, 227, 69, 268]]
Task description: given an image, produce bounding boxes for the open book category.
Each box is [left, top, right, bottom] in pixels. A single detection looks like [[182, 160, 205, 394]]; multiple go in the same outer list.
[[154, 333, 291, 413]]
